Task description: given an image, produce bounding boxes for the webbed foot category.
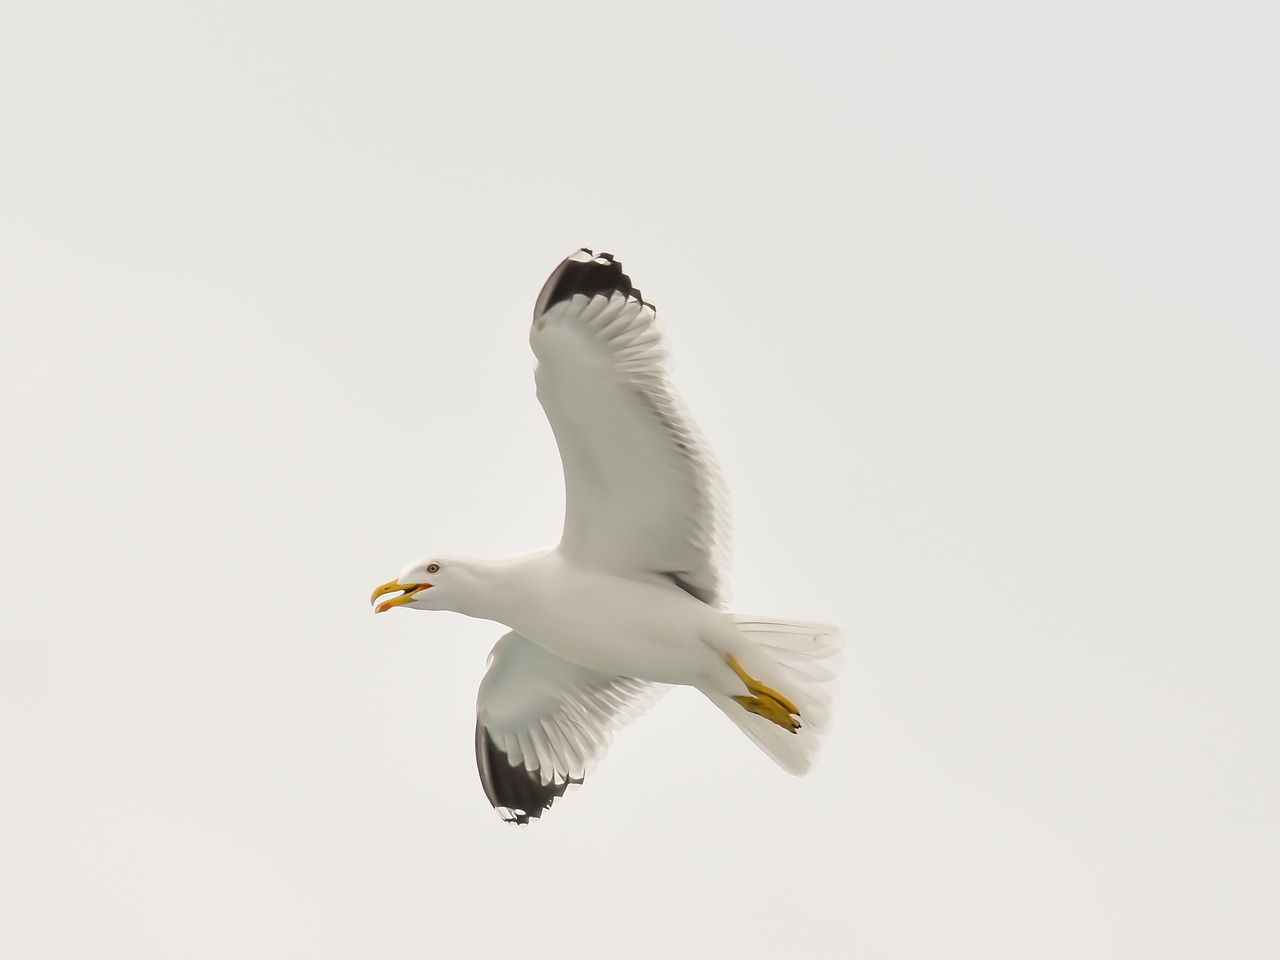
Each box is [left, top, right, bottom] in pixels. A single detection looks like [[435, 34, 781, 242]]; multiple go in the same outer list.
[[727, 654, 802, 733]]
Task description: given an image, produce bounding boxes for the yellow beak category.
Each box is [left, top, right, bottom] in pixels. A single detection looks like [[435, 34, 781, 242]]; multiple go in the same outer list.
[[371, 578, 431, 613]]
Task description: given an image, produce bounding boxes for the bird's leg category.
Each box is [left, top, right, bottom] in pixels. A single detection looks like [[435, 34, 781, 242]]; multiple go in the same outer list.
[[727, 654, 802, 733], [727, 653, 800, 714]]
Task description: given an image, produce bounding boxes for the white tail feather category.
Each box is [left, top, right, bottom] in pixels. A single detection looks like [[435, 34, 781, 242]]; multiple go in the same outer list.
[[702, 616, 843, 775]]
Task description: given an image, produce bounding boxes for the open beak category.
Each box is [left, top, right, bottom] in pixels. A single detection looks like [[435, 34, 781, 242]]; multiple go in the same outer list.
[[371, 578, 431, 613]]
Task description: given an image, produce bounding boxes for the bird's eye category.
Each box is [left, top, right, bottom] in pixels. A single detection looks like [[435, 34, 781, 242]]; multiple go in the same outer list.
[[426, 562, 441, 574]]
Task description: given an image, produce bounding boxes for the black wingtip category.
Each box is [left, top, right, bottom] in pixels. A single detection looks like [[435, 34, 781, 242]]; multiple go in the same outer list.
[[475, 724, 578, 825], [533, 248, 649, 317]]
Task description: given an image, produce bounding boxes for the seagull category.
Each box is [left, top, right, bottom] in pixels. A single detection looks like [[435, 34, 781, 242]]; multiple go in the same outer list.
[[372, 249, 842, 824]]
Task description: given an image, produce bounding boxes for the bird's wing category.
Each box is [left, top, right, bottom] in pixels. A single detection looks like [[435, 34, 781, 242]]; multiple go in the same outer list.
[[530, 249, 732, 607], [475, 632, 664, 825]]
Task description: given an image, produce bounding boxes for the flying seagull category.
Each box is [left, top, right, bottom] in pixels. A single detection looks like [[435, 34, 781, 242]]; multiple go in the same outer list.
[[372, 249, 842, 824]]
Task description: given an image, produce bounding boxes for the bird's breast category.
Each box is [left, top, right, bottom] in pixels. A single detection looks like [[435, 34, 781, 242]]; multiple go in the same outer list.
[[499, 564, 721, 683]]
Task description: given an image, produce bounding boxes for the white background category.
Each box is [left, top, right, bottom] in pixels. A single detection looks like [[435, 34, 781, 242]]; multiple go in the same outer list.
[[3, 2, 1276, 957]]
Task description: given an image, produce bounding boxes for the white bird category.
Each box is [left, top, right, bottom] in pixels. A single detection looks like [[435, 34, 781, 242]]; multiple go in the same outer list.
[[372, 249, 842, 824]]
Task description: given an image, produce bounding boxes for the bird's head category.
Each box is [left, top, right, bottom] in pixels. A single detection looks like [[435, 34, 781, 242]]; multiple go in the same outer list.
[[371, 556, 466, 614]]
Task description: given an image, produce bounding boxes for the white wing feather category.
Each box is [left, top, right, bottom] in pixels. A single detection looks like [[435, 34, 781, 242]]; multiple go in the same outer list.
[[475, 632, 664, 824], [530, 249, 732, 607]]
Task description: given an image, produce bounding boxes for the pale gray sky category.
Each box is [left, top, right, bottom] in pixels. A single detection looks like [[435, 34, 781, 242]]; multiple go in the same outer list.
[[3, 1, 1277, 957]]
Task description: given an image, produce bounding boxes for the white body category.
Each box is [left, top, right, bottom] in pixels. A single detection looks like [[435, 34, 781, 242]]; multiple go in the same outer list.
[[444, 549, 739, 686]]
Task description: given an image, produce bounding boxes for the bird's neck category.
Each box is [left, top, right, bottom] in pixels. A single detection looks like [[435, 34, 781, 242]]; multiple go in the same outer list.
[[453, 550, 552, 626]]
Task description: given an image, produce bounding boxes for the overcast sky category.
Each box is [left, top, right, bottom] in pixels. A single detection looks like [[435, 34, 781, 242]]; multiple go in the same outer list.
[[3, 1, 1277, 957]]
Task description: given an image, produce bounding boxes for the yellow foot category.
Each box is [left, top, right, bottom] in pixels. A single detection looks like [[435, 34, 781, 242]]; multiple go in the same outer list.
[[727, 654, 802, 733], [733, 694, 802, 733]]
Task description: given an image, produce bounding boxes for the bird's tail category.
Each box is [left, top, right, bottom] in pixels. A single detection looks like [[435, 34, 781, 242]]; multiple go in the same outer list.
[[701, 615, 843, 775]]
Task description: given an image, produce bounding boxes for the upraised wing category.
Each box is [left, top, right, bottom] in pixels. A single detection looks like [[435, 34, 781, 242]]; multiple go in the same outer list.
[[475, 632, 664, 825], [530, 249, 732, 607]]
